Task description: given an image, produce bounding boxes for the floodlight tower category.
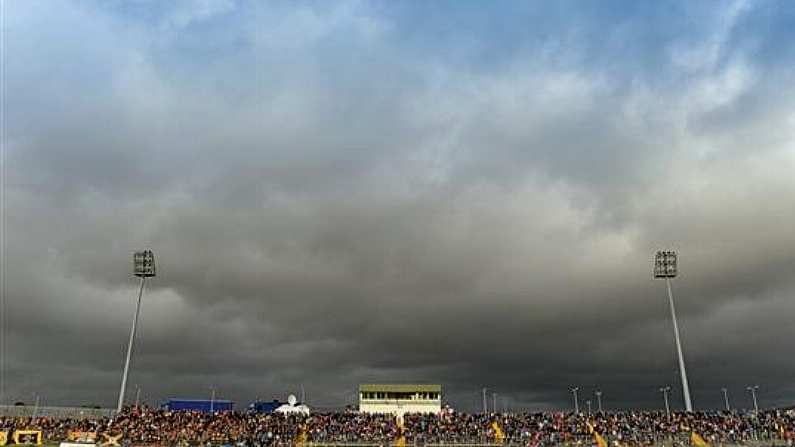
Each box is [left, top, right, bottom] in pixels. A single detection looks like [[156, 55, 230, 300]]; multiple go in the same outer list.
[[722, 388, 730, 412], [571, 387, 580, 414], [594, 390, 603, 412], [654, 250, 693, 412], [746, 385, 759, 413], [116, 250, 155, 413], [659, 386, 671, 416]]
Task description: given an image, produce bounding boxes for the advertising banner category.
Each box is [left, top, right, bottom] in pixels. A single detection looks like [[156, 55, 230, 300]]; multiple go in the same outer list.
[[101, 433, 122, 446], [13, 430, 43, 445], [68, 431, 97, 443]]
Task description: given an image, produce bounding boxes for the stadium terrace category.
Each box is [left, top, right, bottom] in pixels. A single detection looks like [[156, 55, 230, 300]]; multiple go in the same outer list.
[[1, 407, 795, 446]]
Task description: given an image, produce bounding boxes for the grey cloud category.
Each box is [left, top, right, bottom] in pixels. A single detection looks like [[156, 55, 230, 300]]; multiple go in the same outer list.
[[3, 0, 795, 413]]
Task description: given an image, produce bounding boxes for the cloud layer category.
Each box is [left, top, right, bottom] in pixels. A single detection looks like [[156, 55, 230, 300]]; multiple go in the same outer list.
[[3, 0, 795, 411]]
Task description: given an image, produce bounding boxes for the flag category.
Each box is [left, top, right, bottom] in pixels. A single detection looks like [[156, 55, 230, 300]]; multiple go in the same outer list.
[[395, 414, 407, 447], [586, 422, 608, 447], [691, 432, 708, 447], [102, 433, 123, 446], [491, 422, 505, 444], [293, 424, 309, 447]]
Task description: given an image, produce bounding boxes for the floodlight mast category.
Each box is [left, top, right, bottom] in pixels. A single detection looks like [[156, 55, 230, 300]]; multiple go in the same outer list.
[[659, 386, 671, 416], [722, 388, 730, 412], [654, 250, 693, 412], [746, 385, 759, 413], [571, 387, 579, 414], [117, 250, 155, 413]]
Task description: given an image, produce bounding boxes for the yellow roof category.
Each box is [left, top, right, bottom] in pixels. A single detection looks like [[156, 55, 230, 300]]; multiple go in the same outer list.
[[359, 384, 442, 393]]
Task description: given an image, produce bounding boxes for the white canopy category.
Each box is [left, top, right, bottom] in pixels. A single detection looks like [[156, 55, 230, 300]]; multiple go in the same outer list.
[[274, 394, 310, 415]]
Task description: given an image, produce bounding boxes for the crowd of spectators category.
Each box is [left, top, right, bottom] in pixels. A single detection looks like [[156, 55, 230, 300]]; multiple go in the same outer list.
[[404, 410, 795, 446], [1, 407, 794, 446]]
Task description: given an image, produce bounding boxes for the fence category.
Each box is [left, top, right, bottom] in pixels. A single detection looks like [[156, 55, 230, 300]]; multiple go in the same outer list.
[[0, 405, 114, 420]]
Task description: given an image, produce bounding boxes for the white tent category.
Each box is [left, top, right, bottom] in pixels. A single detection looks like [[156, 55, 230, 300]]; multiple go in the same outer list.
[[275, 394, 311, 415]]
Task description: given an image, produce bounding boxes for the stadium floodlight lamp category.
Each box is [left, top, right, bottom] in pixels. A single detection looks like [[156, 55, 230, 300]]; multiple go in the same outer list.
[[117, 250, 156, 413], [133, 250, 156, 277], [653, 250, 677, 278], [653, 249, 692, 412]]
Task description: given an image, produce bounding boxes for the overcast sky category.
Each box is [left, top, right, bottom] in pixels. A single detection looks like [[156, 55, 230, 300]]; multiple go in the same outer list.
[[2, 0, 795, 412]]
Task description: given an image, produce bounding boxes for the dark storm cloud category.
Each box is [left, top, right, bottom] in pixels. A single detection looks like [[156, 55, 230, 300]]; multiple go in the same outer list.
[[3, 0, 795, 412]]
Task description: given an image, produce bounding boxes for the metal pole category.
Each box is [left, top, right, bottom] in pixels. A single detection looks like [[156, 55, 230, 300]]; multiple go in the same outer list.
[[117, 277, 146, 413], [747, 387, 759, 413], [666, 277, 693, 412], [492, 392, 497, 414], [753, 389, 759, 413], [211, 388, 216, 413], [572, 388, 579, 414], [135, 385, 141, 408], [722, 388, 730, 412], [661, 387, 670, 416], [595, 391, 603, 412], [752, 389, 758, 413], [482, 388, 487, 413], [586, 400, 592, 416], [32, 394, 40, 419]]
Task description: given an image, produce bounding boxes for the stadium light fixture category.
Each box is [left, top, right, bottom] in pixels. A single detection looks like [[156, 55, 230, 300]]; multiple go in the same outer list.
[[659, 386, 671, 417], [595, 390, 603, 412], [653, 250, 693, 412], [746, 386, 759, 413], [571, 387, 579, 414], [722, 388, 730, 412], [117, 250, 156, 413]]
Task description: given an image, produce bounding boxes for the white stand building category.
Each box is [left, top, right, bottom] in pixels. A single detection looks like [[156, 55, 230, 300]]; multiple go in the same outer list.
[[358, 384, 442, 415]]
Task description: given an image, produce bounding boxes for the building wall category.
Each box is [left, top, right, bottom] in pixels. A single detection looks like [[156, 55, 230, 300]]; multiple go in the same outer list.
[[359, 400, 441, 415], [358, 384, 442, 415]]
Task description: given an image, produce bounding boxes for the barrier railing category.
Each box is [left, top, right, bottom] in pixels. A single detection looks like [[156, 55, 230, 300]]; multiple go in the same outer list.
[[0, 405, 114, 420]]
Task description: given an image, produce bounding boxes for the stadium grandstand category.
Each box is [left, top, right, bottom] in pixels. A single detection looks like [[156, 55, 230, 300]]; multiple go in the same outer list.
[[1, 406, 795, 446]]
